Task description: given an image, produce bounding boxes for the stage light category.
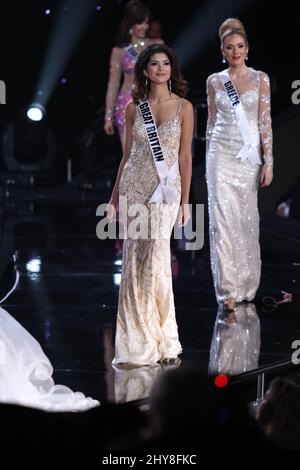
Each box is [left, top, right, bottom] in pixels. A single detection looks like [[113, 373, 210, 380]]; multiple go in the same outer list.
[[26, 103, 45, 122], [45, 9, 51, 15], [96, 5, 102, 11], [113, 273, 121, 286], [26, 258, 41, 273], [30, 1, 96, 119]]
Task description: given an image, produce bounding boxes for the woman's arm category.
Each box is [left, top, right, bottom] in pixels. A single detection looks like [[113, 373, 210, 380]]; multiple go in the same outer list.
[[206, 75, 217, 154], [258, 71, 273, 188], [106, 102, 135, 220], [178, 99, 194, 226], [104, 47, 123, 135]]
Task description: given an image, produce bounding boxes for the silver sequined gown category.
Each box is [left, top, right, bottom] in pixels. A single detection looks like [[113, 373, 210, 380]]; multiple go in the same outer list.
[[209, 302, 260, 375], [112, 100, 183, 365], [206, 68, 273, 304]]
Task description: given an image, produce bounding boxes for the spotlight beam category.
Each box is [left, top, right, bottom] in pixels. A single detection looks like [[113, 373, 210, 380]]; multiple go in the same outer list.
[[172, 0, 256, 68], [33, 0, 99, 107], [27, 103, 45, 122]]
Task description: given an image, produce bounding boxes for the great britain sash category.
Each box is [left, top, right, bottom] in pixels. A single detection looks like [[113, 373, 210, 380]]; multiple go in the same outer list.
[[138, 100, 180, 204], [218, 70, 261, 166]]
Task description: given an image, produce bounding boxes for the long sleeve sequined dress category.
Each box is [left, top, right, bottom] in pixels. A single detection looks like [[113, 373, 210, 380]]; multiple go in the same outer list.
[[112, 100, 184, 365], [206, 68, 273, 304]]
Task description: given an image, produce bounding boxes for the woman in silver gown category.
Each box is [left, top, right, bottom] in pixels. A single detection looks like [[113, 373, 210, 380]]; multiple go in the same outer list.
[[206, 18, 273, 310], [107, 44, 193, 365]]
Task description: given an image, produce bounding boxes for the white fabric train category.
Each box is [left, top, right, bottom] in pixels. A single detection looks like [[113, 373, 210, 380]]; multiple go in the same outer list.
[[0, 307, 99, 412]]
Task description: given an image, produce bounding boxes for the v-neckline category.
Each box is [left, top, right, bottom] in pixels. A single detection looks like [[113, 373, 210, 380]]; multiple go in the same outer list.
[[147, 99, 180, 130], [226, 67, 255, 95]]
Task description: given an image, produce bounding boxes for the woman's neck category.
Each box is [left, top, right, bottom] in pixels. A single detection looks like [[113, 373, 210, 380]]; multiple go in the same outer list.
[[148, 83, 170, 103], [131, 34, 144, 46], [228, 63, 249, 79]]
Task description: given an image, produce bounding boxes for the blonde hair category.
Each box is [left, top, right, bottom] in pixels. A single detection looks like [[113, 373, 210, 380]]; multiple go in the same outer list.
[[219, 18, 248, 46]]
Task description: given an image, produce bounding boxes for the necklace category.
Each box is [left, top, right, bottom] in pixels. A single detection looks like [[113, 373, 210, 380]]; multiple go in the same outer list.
[[131, 39, 145, 48]]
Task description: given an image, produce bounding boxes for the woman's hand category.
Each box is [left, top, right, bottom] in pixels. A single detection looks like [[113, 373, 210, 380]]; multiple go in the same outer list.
[[104, 120, 114, 135], [260, 164, 273, 188], [177, 203, 191, 227], [106, 198, 118, 223]]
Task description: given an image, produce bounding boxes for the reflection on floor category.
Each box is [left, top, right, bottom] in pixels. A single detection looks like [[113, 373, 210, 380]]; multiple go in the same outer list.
[[209, 302, 260, 375], [1, 187, 299, 404]]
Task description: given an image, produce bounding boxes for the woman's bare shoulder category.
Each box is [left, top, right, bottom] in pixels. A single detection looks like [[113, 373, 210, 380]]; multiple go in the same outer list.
[[181, 98, 193, 113], [125, 101, 137, 121]]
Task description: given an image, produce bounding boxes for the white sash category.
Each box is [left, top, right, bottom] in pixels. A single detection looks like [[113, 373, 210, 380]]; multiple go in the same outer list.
[[219, 70, 261, 166], [124, 44, 139, 62], [138, 100, 180, 204]]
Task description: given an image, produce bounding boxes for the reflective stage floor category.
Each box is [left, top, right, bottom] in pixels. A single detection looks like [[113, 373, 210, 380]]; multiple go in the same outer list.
[[1, 186, 300, 404]]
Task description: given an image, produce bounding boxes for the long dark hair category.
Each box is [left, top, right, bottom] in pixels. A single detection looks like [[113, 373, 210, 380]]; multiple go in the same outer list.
[[131, 44, 188, 103], [257, 378, 300, 435], [115, 1, 151, 47]]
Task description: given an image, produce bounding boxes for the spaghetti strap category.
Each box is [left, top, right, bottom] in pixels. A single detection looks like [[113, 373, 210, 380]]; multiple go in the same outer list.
[[176, 98, 184, 116], [136, 103, 142, 117]]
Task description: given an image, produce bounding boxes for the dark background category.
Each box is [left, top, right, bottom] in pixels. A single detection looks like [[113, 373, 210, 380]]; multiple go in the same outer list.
[[0, 0, 299, 206], [0, 0, 299, 408]]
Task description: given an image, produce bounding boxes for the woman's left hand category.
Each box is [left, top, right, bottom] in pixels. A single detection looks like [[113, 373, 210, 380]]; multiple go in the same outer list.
[[260, 164, 273, 188], [177, 203, 191, 227]]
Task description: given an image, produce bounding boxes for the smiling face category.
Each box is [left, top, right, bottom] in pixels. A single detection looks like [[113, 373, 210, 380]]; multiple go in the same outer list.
[[222, 33, 249, 66], [131, 18, 149, 39], [145, 52, 171, 84]]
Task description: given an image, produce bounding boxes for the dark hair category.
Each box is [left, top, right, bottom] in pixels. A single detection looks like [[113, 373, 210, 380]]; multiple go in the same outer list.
[[257, 378, 300, 435], [150, 366, 217, 437], [116, 0, 151, 47], [131, 44, 188, 103]]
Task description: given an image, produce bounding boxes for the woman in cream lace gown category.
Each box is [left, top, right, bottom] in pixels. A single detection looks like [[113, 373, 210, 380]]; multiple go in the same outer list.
[[206, 18, 273, 310], [107, 44, 193, 365], [104, 0, 163, 150]]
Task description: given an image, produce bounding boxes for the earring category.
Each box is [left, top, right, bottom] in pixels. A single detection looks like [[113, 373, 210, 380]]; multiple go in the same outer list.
[[128, 28, 133, 35], [222, 55, 226, 64], [145, 76, 148, 87], [168, 79, 172, 96], [246, 55, 248, 61]]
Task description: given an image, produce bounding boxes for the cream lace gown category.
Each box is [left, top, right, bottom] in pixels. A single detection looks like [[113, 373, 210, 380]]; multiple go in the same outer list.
[[206, 68, 273, 304], [112, 100, 183, 365]]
